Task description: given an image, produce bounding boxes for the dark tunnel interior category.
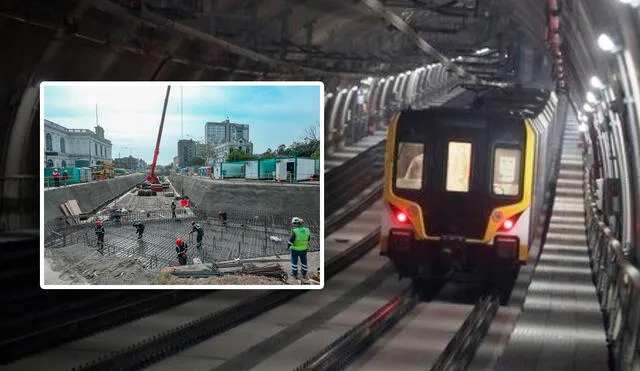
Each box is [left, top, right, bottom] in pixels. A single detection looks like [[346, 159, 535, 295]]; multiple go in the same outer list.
[[1, 0, 640, 370]]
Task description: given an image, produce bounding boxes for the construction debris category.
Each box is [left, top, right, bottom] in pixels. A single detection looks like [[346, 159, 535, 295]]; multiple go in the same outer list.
[[160, 262, 288, 282], [241, 263, 288, 281]]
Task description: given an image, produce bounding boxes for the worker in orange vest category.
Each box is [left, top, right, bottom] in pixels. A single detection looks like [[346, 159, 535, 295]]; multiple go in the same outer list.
[[52, 169, 60, 187]]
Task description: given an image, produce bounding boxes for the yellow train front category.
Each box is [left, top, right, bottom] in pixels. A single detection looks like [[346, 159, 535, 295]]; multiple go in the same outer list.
[[380, 99, 541, 296]]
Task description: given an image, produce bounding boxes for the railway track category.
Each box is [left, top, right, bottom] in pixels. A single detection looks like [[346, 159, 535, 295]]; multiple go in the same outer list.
[[9, 88, 474, 370], [295, 287, 500, 371], [4, 171, 381, 371], [1, 290, 209, 365], [58, 202, 503, 371]]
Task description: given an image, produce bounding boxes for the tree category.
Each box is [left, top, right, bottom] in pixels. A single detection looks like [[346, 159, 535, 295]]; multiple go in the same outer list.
[[262, 148, 275, 159], [196, 143, 215, 163], [276, 144, 287, 155], [189, 157, 205, 166], [226, 150, 258, 162], [304, 124, 319, 142]]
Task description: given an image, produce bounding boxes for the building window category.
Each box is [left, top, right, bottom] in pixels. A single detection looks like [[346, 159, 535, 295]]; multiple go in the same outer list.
[[95, 143, 98, 156], [60, 138, 66, 153], [46, 133, 53, 151], [46, 159, 54, 168], [61, 160, 67, 167], [445, 141, 472, 193]]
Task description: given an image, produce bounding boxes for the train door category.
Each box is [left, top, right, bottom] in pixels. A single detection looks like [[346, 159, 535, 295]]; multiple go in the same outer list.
[[425, 123, 489, 240]]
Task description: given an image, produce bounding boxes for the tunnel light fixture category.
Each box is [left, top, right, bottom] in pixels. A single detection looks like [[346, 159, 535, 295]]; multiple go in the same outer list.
[[351, 86, 358, 92], [619, 0, 640, 7], [360, 77, 373, 85], [586, 91, 598, 104], [590, 76, 604, 89], [578, 123, 589, 132], [583, 103, 594, 112], [475, 47, 491, 55], [597, 34, 618, 53], [577, 112, 586, 122]]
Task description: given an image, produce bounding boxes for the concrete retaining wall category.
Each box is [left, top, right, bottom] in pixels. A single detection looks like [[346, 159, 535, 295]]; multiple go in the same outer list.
[[44, 174, 145, 224], [169, 176, 320, 221]]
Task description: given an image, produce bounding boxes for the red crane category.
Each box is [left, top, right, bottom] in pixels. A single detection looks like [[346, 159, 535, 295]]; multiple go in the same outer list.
[[146, 85, 171, 185]]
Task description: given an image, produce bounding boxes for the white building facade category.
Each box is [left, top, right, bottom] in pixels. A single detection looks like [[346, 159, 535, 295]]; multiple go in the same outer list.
[[44, 119, 113, 168], [211, 139, 254, 163], [205, 119, 253, 163]]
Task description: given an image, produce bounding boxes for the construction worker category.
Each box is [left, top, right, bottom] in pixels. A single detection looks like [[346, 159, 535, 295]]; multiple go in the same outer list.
[[189, 221, 204, 249], [133, 221, 145, 239], [62, 170, 69, 186], [95, 220, 105, 246], [288, 217, 311, 281], [217, 211, 227, 226], [171, 201, 176, 219], [175, 238, 188, 265], [52, 169, 60, 187]]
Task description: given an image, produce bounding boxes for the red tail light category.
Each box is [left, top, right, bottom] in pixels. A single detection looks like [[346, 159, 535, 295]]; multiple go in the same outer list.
[[396, 212, 408, 223], [498, 212, 522, 232], [503, 219, 514, 230], [389, 204, 410, 224]]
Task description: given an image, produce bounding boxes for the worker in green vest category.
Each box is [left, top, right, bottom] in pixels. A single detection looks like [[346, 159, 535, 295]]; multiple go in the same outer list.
[[288, 217, 311, 281]]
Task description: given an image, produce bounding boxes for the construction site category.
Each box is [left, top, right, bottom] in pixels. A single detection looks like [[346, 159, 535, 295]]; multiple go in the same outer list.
[[43, 85, 321, 286]]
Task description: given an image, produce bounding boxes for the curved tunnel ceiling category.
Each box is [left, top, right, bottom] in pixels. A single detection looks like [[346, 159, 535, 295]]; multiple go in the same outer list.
[[1, 0, 637, 177], [1, 0, 556, 82]]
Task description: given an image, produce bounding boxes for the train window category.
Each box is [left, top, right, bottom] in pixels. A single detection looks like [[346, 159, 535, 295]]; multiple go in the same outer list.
[[395, 142, 424, 190], [492, 148, 522, 196], [445, 141, 472, 193]]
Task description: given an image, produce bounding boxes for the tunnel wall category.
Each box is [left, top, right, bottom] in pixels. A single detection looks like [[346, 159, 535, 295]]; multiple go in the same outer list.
[[44, 174, 145, 224], [169, 176, 320, 221]]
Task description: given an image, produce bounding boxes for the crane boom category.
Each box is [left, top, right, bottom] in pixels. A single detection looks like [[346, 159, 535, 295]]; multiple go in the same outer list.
[[147, 85, 171, 184]]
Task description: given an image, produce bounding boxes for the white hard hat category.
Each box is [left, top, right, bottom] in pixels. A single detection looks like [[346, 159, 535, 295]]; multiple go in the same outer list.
[[291, 217, 303, 224]]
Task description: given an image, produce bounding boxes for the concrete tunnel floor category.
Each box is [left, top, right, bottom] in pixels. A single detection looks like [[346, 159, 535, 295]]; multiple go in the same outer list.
[[44, 179, 321, 285]]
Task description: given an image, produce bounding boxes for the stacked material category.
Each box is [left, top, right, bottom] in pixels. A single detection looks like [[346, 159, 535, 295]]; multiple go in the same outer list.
[[59, 200, 81, 224]]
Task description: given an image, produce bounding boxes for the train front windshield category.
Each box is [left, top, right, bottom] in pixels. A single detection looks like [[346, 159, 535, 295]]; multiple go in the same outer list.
[[395, 142, 425, 191]]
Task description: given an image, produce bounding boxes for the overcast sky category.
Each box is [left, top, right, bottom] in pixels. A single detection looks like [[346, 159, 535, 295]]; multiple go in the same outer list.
[[43, 84, 321, 165]]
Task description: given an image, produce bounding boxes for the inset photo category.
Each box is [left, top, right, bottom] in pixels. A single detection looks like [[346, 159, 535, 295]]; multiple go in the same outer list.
[[40, 81, 324, 289]]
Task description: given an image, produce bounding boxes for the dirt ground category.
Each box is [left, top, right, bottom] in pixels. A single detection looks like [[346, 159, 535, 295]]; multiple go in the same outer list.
[[45, 244, 322, 286], [150, 272, 287, 285], [45, 243, 152, 285]]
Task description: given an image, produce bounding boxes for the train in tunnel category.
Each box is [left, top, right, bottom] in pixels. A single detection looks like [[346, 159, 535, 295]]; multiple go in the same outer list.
[[379, 87, 561, 297]]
